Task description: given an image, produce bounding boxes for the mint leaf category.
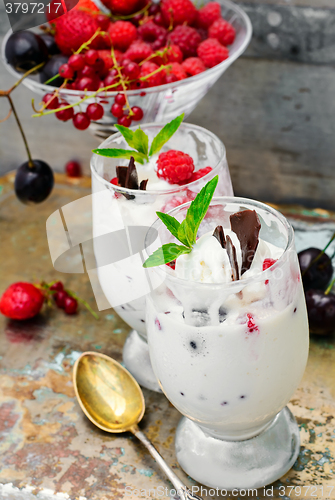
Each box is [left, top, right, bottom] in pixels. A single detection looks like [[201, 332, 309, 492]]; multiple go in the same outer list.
[[92, 148, 146, 164], [178, 175, 219, 246], [156, 212, 189, 248], [143, 243, 191, 268], [115, 125, 149, 159], [149, 113, 185, 157]]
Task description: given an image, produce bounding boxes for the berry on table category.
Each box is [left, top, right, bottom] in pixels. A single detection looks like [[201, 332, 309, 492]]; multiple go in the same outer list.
[[50, 281, 64, 291], [55, 103, 74, 121], [42, 93, 59, 110], [54, 290, 68, 308], [196, 2, 222, 29], [65, 160, 82, 177], [208, 18, 236, 46], [73, 112, 91, 130], [156, 150, 195, 184], [0, 282, 45, 320], [197, 38, 229, 68], [169, 25, 202, 58], [64, 296, 78, 314], [15, 160, 54, 204], [161, 0, 197, 27], [86, 103, 104, 121]]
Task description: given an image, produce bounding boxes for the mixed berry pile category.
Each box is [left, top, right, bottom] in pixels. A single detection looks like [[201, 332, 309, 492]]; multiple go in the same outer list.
[[6, 0, 236, 130]]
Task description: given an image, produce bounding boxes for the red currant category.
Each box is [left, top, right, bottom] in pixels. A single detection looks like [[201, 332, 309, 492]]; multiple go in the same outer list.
[[65, 160, 82, 177], [111, 102, 124, 118], [87, 103, 104, 121], [96, 14, 110, 31], [64, 296, 78, 315], [42, 93, 59, 110], [55, 103, 74, 121], [73, 112, 91, 130], [131, 106, 143, 121], [115, 93, 126, 106], [80, 65, 97, 78], [104, 74, 118, 88], [59, 63, 74, 79], [123, 62, 140, 80], [50, 281, 64, 291], [76, 77, 99, 91], [154, 12, 165, 26], [54, 290, 68, 308], [85, 49, 99, 66], [118, 115, 132, 127], [165, 74, 178, 83], [68, 53, 85, 71]]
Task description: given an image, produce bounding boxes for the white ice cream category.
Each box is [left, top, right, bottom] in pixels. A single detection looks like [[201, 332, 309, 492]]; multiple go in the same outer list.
[[146, 229, 309, 439]]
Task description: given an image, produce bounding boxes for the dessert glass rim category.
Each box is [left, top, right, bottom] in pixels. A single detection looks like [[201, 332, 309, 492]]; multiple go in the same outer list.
[[144, 195, 295, 291], [90, 121, 226, 195], [1, 0, 252, 97]]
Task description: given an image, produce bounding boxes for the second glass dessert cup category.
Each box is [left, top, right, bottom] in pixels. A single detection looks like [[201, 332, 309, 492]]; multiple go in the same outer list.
[[91, 122, 233, 391], [145, 197, 309, 489]]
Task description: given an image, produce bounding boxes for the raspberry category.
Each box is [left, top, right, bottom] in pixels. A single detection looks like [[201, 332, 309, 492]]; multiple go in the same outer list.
[[197, 38, 229, 68], [190, 166, 212, 182], [246, 313, 259, 334], [162, 192, 193, 212], [140, 61, 166, 87], [97, 49, 122, 74], [263, 258, 277, 271], [169, 25, 202, 58], [125, 41, 153, 63], [196, 2, 221, 29], [182, 57, 206, 76], [167, 62, 187, 81], [161, 0, 197, 27], [166, 44, 183, 63], [208, 18, 236, 46], [138, 21, 167, 50], [156, 150, 194, 184], [108, 21, 137, 51], [55, 10, 101, 56]]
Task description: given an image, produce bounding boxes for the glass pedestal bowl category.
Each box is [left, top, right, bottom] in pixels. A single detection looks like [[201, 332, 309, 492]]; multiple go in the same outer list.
[[144, 197, 309, 488], [1, 0, 252, 140], [90, 122, 233, 391]]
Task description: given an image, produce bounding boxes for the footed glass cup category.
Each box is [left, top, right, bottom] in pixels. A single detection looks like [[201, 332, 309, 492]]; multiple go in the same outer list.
[[145, 197, 309, 489], [90, 123, 233, 391]]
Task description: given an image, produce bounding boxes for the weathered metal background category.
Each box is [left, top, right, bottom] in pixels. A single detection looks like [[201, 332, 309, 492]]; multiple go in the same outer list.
[[0, 174, 334, 500]]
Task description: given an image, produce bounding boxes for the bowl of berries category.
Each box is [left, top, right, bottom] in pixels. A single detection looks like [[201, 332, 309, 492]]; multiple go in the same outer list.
[[2, 0, 252, 138]]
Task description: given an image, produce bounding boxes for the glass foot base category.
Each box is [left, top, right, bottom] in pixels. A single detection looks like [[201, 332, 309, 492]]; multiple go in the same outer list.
[[123, 330, 162, 393], [175, 407, 300, 490]]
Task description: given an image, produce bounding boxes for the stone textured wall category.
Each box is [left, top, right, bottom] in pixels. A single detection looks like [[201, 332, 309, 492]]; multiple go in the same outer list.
[[1, 0, 334, 208]]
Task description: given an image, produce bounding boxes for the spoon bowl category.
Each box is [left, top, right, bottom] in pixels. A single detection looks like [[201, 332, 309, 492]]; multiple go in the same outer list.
[[73, 352, 145, 433]]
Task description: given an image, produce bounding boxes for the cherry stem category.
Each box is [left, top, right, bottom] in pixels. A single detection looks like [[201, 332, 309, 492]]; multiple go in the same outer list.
[[7, 94, 33, 166], [302, 230, 335, 276], [325, 277, 335, 295]]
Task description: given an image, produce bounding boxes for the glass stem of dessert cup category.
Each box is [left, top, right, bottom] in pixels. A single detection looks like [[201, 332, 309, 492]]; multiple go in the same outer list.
[[144, 197, 310, 489], [90, 122, 234, 392]]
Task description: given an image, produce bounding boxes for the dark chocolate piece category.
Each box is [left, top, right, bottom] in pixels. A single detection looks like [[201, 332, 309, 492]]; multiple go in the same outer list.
[[230, 209, 261, 275], [139, 179, 148, 191], [226, 235, 240, 281], [116, 166, 128, 187], [213, 225, 226, 248], [125, 156, 139, 190]]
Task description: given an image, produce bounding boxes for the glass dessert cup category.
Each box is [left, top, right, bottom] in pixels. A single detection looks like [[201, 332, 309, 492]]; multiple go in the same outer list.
[[91, 122, 233, 392], [144, 197, 309, 489], [1, 0, 252, 140]]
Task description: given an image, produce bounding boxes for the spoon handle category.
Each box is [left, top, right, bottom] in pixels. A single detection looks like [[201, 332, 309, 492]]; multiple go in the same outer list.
[[131, 426, 203, 500]]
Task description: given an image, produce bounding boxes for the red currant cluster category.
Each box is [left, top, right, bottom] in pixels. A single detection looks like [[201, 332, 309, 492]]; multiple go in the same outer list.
[[110, 92, 143, 126], [50, 281, 78, 314]]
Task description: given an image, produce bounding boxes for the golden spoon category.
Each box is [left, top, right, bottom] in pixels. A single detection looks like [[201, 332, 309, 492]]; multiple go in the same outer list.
[[73, 351, 202, 500]]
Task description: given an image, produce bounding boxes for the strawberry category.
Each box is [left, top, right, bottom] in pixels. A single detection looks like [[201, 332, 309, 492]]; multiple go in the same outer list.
[[0, 283, 44, 320], [55, 10, 104, 56]]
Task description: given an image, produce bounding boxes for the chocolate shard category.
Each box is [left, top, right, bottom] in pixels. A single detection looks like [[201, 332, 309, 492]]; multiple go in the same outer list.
[[116, 166, 128, 188], [226, 235, 240, 281], [213, 225, 226, 248], [230, 209, 261, 275], [139, 179, 148, 191], [125, 156, 139, 190]]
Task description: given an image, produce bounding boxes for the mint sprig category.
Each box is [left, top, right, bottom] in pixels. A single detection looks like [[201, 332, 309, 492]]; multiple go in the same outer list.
[[92, 113, 185, 164], [143, 175, 218, 268]]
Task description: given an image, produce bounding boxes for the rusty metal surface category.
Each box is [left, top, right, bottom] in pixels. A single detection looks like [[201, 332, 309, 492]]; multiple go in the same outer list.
[[0, 174, 334, 500]]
